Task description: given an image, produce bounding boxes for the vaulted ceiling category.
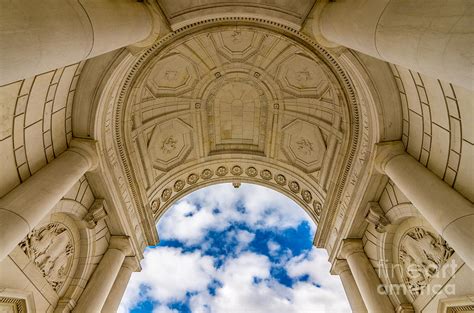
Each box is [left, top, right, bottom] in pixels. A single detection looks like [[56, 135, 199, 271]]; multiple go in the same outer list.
[[125, 25, 346, 223]]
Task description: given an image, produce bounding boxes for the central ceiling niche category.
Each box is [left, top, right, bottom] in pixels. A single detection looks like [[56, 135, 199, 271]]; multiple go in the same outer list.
[[127, 25, 347, 213], [207, 77, 268, 154]]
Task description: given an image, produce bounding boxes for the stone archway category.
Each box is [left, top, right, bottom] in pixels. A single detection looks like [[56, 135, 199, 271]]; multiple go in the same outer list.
[[85, 18, 399, 259], [1, 2, 473, 312]]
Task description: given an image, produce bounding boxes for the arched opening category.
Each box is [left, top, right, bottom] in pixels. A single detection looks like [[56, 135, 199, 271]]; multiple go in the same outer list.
[[0, 2, 472, 312], [119, 183, 350, 312]]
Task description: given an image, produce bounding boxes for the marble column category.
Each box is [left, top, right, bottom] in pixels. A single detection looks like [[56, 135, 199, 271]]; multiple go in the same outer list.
[[74, 236, 132, 312], [102, 257, 140, 313], [0, 0, 154, 85], [316, 0, 473, 90], [340, 239, 394, 313], [375, 141, 474, 269], [332, 259, 368, 313], [0, 139, 98, 260]]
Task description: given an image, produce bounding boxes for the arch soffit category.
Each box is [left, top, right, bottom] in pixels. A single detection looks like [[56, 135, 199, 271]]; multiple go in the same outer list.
[[87, 17, 399, 250]]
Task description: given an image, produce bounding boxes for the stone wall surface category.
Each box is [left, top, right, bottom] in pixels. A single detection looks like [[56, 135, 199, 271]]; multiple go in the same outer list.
[[0, 62, 85, 198]]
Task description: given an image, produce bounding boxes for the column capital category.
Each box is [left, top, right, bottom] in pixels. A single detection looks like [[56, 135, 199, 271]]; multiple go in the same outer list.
[[340, 239, 364, 259], [374, 141, 405, 173], [309, 0, 340, 49], [109, 236, 133, 256], [69, 138, 99, 171], [331, 259, 350, 275], [123, 256, 142, 272], [127, 1, 163, 52]]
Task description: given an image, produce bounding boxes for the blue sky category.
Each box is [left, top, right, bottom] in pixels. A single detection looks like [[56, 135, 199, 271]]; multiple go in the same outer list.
[[118, 184, 350, 313]]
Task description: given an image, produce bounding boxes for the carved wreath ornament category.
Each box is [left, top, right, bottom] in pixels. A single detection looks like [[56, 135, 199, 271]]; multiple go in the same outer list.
[[153, 164, 323, 223], [398, 227, 454, 298], [160, 135, 178, 154], [19, 223, 74, 292]]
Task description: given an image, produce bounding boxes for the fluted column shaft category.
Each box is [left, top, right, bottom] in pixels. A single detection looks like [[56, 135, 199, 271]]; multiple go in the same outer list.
[[375, 141, 474, 269], [0, 0, 153, 85], [102, 257, 139, 313], [0, 139, 97, 260], [74, 236, 132, 312], [317, 0, 473, 90], [341, 240, 394, 313], [332, 259, 368, 313]]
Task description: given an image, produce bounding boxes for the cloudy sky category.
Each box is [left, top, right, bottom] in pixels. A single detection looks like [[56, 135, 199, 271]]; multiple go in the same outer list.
[[118, 184, 350, 313]]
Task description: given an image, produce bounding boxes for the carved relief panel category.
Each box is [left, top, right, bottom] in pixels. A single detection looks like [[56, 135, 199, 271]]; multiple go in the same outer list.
[[390, 217, 457, 304], [398, 226, 454, 299], [19, 222, 75, 293]]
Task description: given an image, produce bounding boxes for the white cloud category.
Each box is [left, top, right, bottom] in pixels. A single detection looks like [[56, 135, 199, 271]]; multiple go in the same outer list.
[[152, 307, 179, 313], [232, 229, 255, 253], [267, 240, 281, 256], [119, 247, 215, 312], [186, 250, 350, 313], [286, 249, 346, 293], [119, 185, 350, 313], [120, 247, 350, 313], [158, 184, 313, 245]]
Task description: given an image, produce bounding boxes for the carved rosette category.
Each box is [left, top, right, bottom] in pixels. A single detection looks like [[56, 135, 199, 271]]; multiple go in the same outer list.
[[151, 199, 160, 215], [201, 168, 214, 179], [260, 169, 272, 180], [19, 223, 75, 293], [398, 227, 454, 299], [275, 174, 287, 185], [174, 179, 185, 192], [231, 165, 243, 176], [216, 166, 228, 176], [301, 189, 312, 203], [161, 188, 172, 201], [313, 201, 322, 222], [289, 181, 300, 193], [187, 173, 199, 184], [245, 167, 258, 177]]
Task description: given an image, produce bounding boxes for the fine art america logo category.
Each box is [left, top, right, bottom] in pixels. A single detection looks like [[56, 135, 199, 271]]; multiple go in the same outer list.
[[376, 258, 459, 298], [377, 226, 457, 299]]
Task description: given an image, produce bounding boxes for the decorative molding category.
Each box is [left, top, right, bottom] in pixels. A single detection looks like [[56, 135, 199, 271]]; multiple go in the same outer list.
[[156, 164, 321, 223], [437, 295, 474, 313], [151, 162, 323, 225], [0, 297, 27, 313], [0, 289, 35, 313]]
